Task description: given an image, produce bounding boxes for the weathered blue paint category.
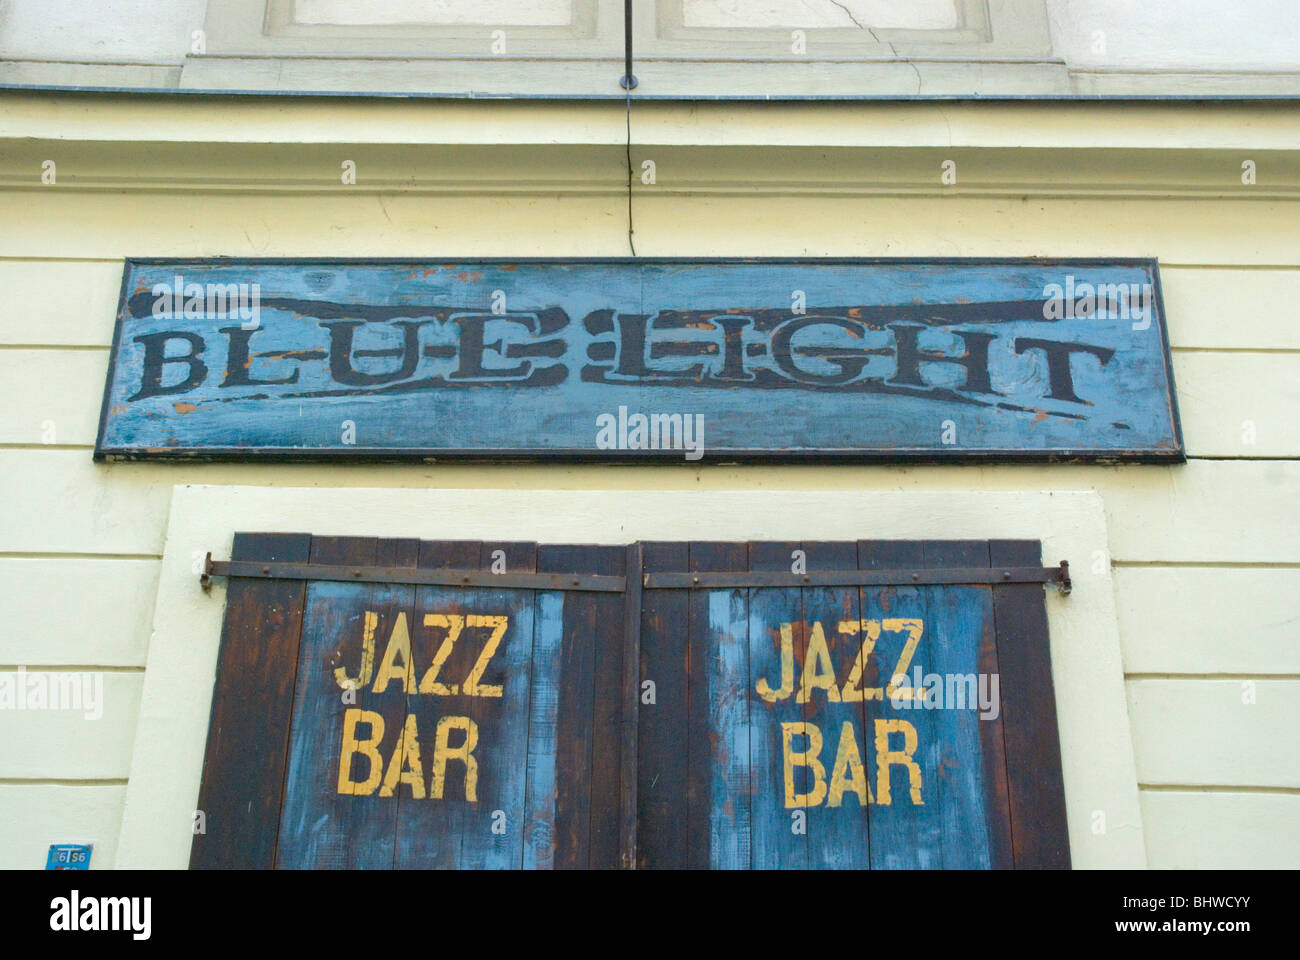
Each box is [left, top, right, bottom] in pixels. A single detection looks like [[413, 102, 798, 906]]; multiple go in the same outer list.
[[928, 584, 996, 869], [746, 543, 809, 869], [278, 579, 411, 869], [97, 258, 1182, 461], [706, 587, 751, 869], [802, 543, 872, 870], [704, 569, 1000, 868], [276, 575, 558, 869], [522, 591, 565, 870], [866, 582, 945, 869]]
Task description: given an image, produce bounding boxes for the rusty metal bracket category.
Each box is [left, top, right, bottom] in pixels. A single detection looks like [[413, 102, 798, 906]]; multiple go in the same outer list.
[[199, 553, 626, 593], [200, 553, 1070, 596], [642, 561, 1072, 594]]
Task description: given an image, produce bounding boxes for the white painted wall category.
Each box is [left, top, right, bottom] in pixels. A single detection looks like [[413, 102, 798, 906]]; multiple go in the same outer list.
[[0, 0, 1297, 91], [1047, 0, 1300, 70], [0, 0, 207, 63]]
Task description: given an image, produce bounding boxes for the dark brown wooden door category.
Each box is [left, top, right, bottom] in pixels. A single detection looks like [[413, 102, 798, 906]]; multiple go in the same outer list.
[[191, 535, 1068, 869]]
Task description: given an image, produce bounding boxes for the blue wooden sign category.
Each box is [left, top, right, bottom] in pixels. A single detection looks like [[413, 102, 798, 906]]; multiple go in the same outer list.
[[97, 258, 1182, 461]]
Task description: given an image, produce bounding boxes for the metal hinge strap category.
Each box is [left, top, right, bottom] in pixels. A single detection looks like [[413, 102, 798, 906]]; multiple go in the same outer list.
[[642, 562, 1072, 593], [201, 555, 1070, 595], [200, 554, 627, 592]]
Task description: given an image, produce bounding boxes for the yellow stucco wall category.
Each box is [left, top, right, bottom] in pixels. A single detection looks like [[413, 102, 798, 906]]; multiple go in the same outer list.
[[0, 92, 1296, 868]]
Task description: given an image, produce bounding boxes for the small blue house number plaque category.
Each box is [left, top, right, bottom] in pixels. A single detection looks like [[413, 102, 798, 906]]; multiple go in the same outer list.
[[45, 843, 93, 870]]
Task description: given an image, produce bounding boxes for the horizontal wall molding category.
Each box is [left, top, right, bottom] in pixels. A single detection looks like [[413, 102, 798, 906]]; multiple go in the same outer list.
[[2, 139, 1299, 199], [3, 91, 1298, 148]]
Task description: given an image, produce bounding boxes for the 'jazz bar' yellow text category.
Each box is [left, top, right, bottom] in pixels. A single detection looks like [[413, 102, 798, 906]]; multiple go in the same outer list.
[[336, 708, 480, 801], [333, 611, 509, 697], [782, 718, 925, 809]]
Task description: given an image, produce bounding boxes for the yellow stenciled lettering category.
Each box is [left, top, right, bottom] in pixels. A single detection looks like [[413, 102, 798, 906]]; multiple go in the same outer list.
[[419, 613, 464, 695], [796, 621, 841, 704], [756, 622, 796, 702], [827, 721, 872, 807], [874, 718, 924, 806], [839, 619, 882, 701], [371, 612, 417, 694], [882, 618, 923, 700], [781, 721, 828, 809], [430, 715, 479, 802], [379, 712, 426, 799], [337, 708, 385, 796], [334, 610, 377, 690], [463, 615, 508, 698]]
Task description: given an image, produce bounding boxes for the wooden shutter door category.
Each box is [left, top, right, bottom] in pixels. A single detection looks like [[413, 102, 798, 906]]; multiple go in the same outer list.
[[191, 535, 628, 869], [192, 534, 1068, 869], [636, 539, 1070, 869]]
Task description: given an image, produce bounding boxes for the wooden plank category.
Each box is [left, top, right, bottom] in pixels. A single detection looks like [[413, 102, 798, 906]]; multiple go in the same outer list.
[[1127, 679, 1300, 788], [357, 537, 419, 867], [538, 543, 599, 869], [990, 539, 1071, 869], [455, 541, 537, 869], [275, 535, 407, 869], [966, 540, 1015, 871], [689, 540, 750, 870], [800, 540, 870, 869], [618, 541, 642, 869], [392, 539, 480, 868], [922, 540, 998, 869], [860, 540, 942, 869], [191, 531, 310, 870], [523, 587, 564, 869], [585, 545, 628, 870], [747, 540, 808, 870], [636, 541, 690, 869]]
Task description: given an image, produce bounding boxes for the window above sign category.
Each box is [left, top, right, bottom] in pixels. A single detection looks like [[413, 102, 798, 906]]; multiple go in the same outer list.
[[185, 0, 1059, 96], [2, 1, 1296, 97]]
